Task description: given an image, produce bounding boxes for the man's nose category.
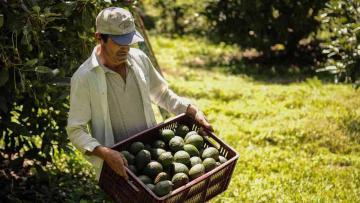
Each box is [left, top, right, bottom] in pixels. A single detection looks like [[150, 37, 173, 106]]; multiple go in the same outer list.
[[119, 45, 130, 52]]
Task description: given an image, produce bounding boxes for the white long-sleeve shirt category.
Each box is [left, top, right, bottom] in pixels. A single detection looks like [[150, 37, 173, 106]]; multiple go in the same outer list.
[[66, 45, 191, 181]]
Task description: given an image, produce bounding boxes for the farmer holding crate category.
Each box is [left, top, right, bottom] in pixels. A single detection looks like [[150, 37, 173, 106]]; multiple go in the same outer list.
[[66, 7, 213, 181]]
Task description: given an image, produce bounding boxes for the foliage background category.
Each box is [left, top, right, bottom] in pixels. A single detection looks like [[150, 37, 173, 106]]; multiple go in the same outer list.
[[0, 0, 127, 201], [0, 0, 359, 202]]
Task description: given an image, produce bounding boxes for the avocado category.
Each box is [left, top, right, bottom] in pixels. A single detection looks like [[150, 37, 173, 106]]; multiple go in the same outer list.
[[127, 165, 137, 175], [147, 183, 155, 192], [183, 144, 200, 157], [130, 141, 145, 155], [172, 172, 189, 189], [185, 134, 204, 150], [171, 162, 189, 175], [154, 172, 170, 184], [176, 124, 190, 138], [184, 131, 198, 141], [169, 136, 185, 152], [158, 152, 173, 170], [190, 156, 202, 167], [150, 148, 166, 160], [144, 144, 152, 152], [202, 158, 217, 172], [154, 180, 173, 197], [143, 161, 163, 178], [152, 140, 167, 149], [160, 129, 175, 143], [189, 164, 205, 180], [121, 150, 135, 165], [201, 147, 219, 161], [173, 150, 191, 166], [135, 149, 151, 171], [138, 175, 152, 184], [219, 155, 227, 164]]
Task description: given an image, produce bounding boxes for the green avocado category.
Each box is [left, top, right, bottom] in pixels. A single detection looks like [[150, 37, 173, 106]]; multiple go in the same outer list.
[[121, 150, 135, 165], [183, 144, 200, 157], [201, 147, 219, 161], [160, 129, 175, 143], [202, 158, 217, 172], [184, 131, 198, 141], [127, 165, 137, 175], [219, 155, 227, 164], [152, 140, 167, 149], [130, 141, 145, 155], [173, 150, 191, 166], [154, 180, 173, 197], [135, 149, 151, 171], [147, 183, 155, 192], [158, 152, 173, 170], [143, 161, 163, 178], [172, 172, 189, 189], [150, 148, 166, 160], [171, 162, 189, 175], [176, 124, 190, 138], [154, 172, 170, 184], [189, 164, 205, 180], [190, 156, 202, 167], [169, 136, 185, 152], [185, 134, 204, 150], [138, 175, 152, 184]]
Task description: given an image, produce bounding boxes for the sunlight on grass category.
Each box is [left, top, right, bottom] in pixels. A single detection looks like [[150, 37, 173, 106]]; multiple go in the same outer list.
[[150, 35, 360, 202], [60, 35, 360, 202]]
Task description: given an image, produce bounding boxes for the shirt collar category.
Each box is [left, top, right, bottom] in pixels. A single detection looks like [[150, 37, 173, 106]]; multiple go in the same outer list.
[[90, 45, 133, 72]]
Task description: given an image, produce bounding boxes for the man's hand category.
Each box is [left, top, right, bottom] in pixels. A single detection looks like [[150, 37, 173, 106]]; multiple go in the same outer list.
[[186, 104, 214, 132], [87, 146, 128, 180]]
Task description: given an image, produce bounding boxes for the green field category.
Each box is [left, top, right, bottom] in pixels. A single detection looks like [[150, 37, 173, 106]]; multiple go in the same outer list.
[[150, 35, 360, 202], [53, 35, 360, 202]]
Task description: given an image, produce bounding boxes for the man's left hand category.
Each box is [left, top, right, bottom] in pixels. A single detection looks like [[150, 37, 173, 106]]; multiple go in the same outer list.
[[186, 104, 214, 132]]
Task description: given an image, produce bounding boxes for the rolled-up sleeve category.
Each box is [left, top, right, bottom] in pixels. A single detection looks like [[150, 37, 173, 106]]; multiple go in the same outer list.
[[66, 74, 101, 154], [143, 54, 192, 115]]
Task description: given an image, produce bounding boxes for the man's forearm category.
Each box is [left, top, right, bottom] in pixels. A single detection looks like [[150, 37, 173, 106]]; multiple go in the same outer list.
[[85, 145, 110, 160]]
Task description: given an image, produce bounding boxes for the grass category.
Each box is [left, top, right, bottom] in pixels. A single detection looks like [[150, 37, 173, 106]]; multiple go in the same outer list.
[[150, 35, 360, 202], [46, 35, 360, 202]]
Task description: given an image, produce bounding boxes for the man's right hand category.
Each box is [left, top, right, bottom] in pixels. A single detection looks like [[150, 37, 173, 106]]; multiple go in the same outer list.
[[87, 146, 129, 180]]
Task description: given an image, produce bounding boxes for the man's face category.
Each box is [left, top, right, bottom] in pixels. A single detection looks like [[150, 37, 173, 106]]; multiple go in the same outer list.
[[102, 37, 130, 65]]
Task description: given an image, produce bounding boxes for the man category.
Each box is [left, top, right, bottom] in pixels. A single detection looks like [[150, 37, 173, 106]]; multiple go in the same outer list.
[[66, 7, 212, 181]]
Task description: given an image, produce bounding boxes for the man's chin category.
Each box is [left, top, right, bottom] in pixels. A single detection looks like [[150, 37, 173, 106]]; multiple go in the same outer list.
[[114, 59, 127, 64]]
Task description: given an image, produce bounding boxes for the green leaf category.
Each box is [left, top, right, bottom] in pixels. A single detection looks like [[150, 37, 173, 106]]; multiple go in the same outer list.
[[24, 59, 38, 67], [51, 68, 60, 76], [32, 6, 41, 13], [35, 66, 52, 73], [49, 77, 70, 86]]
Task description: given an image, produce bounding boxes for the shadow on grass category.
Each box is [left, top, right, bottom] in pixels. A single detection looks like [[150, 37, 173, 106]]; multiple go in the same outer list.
[[182, 48, 334, 84], [342, 114, 360, 144]]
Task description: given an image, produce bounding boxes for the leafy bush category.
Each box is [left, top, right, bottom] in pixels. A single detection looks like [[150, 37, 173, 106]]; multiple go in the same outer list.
[[204, 0, 326, 61], [0, 0, 137, 201], [142, 0, 209, 35], [0, 0, 132, 185], [0, 148, 112, 202], [316, 0, 360, 84]]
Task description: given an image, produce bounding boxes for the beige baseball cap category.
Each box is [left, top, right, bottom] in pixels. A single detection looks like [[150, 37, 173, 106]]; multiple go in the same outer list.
[[96, 7, 144, 45]]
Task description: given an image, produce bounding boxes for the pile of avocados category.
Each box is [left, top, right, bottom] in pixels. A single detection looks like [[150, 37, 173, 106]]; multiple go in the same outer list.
[[120, 124, 228, 197]]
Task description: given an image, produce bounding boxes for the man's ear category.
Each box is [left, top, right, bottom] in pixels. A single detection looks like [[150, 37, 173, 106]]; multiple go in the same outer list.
[[95, 32, 102, 43]]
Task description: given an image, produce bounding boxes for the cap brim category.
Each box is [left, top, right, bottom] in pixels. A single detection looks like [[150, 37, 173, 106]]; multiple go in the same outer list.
[[110, 30, 144, 45]]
